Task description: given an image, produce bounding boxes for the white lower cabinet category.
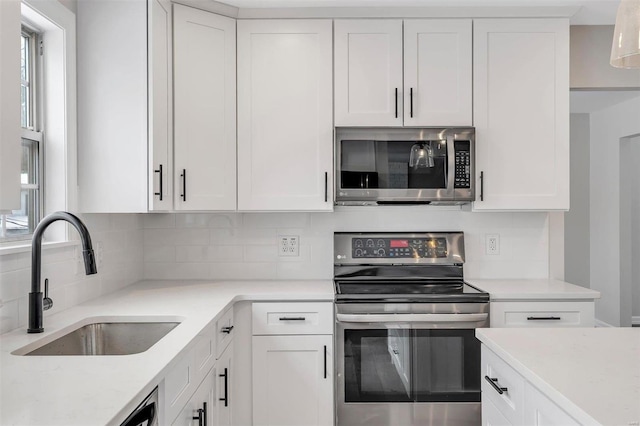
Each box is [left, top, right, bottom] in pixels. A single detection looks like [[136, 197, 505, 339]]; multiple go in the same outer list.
[[251, 302, 334, 426], [481, 346, 579, 426], [252, 335, 333, 426], [172, 368, 216, 426]]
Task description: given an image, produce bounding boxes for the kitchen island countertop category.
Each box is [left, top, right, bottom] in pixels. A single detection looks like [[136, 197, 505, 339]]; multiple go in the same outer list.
[[476, 327, 640, 426]]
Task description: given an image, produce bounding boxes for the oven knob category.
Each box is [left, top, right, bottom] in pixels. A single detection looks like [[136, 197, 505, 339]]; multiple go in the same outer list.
[[355, 239, 363, 248], [366, 239, 374, 247], [377, 249, 386, 257], [377, 239, 385, 247], [355, 249, 363, 257]]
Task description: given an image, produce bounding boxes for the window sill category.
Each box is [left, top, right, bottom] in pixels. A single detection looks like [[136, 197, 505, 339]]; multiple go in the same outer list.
[[0, 240, 78, 256]]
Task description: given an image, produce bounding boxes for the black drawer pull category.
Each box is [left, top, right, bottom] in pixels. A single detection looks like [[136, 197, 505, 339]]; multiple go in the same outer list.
[[527, 316, 561, 321], [485, 376, 508, 395], [221, 325, 234, 334], [279, 317, 306, 321], [219, 368, 228, 407]]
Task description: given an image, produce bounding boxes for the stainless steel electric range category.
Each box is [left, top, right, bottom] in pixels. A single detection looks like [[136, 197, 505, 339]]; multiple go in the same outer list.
[[334, 232, 489, 426]]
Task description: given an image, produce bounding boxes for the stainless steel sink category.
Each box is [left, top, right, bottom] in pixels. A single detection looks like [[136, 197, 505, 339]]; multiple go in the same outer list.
[[24, 321, 180, 356]]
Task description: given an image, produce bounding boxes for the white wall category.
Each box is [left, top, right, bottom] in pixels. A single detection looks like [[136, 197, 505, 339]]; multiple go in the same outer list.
[[0, 214, 144, 334], [143, 209, 550, 281], [590, 95, 640, 327], [565, 114, 590, 288], [630, 138, 640, 322]]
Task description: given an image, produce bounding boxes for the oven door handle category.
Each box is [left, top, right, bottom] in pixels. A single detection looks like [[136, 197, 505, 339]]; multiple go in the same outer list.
[[336, 313, 488, 323]]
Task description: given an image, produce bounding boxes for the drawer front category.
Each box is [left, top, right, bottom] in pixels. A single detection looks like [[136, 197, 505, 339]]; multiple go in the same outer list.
[[194, 323, 216, 377], [252, 302, 333, 335], [491, 301, 595, 328], [216, 307, 234, 359], [481, 346, 525, 426]]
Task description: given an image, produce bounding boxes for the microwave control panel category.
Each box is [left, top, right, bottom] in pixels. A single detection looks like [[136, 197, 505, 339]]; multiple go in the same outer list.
[[352, 237, 447, 259], [454, 141, 471, 189]]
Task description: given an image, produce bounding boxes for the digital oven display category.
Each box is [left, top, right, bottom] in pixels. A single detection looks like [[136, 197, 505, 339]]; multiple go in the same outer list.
[[351, 238, 447, 259]]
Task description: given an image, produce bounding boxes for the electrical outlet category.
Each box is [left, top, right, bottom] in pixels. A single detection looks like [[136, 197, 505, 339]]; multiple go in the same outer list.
[[279, 235, 299, 257], [485, 234, 500, 255]]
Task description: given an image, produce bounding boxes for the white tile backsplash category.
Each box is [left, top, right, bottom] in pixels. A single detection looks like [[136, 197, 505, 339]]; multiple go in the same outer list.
[[0, 208, 552, 334], [142, 209, 551, 281]]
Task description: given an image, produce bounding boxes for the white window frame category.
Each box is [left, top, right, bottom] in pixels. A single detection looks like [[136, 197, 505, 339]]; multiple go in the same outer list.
[[0, 0, 77, 251]]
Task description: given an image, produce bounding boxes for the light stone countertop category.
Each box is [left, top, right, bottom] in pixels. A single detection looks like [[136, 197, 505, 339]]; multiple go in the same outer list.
[[0, 279, 334, 426], [476, 327, 640, 426], [467, 279, 601, 300]]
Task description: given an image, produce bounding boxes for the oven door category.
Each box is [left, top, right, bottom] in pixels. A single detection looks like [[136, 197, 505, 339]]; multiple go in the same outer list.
[[336, 314, 484, 426]]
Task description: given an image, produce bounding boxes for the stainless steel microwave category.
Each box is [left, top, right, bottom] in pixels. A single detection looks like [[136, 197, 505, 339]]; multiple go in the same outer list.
[[335, 128, 475, 205]]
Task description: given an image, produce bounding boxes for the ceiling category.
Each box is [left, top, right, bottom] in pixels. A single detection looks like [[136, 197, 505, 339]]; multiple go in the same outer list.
[[216, 0, 620, 24]]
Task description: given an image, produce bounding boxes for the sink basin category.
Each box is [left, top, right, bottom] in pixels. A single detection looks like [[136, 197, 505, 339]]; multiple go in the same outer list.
[[23, 321, 181, 356]]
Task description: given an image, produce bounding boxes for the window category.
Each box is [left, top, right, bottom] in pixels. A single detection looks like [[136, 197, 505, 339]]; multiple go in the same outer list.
[[0, 26, 43, 240]]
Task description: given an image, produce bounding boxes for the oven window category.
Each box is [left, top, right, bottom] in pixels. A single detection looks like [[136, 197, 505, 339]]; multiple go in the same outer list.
[[413, 329, 481, 402], [339, 140, 447, 190], [343, 329, 480, 403], [344, 329, 413, 402]]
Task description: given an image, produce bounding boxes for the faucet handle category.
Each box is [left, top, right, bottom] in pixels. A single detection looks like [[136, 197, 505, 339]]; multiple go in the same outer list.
[[43, 278, 53, 311]]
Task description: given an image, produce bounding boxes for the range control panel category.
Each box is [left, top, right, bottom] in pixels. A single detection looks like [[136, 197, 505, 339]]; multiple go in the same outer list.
[[352, 237, 447, 259]]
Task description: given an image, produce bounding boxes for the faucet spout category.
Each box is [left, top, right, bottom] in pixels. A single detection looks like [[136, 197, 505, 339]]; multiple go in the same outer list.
[[28, 211, 97, 333]]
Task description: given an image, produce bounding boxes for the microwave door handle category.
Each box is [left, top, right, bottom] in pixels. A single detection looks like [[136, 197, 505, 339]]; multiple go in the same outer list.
[[336, 313, 488, 323]]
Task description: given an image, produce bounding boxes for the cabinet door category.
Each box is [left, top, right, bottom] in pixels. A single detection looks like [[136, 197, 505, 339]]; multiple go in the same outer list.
[[237, 20, 333, 211], [403, 19, 472, 126], [148, 0, 173, 211], [473, 19, 569, 211], [483, 397, 513, 426], [334, 20, 403, 127], [77, 0, 148, 212], [173, 5, 236, 211], [171, 368, 216, 426], [216, 346, 233, 426], [252, 335, 333, 426], [524, 383, 580, 425]]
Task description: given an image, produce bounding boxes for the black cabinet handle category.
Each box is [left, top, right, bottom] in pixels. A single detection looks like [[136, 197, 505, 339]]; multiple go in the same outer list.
[[485, 376, 508, 395], [410, 87, 413, 118], [219, 368, 228, 407], [221, 325, 234, 334], [154, 164, 163, 201], [279, 317, 306, 321], [324, 172, 328, 202], [480, 171, 484, 201], [395, 88, 398, 118], [527, 316, 561, 321], [192, 402, 206, 426], [181, 169, 186, 201], [323, 345, 327, 379]]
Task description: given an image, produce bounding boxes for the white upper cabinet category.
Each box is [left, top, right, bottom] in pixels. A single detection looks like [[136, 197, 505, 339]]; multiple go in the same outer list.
[[237, 20, 333, 211], [403, 20, 472, 126], [473, 19, 570, 211], [173, 5, 236, 211], [334, 19, 472, 127], [334, 20, 404, 127], [78, 0, 172, 213]]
